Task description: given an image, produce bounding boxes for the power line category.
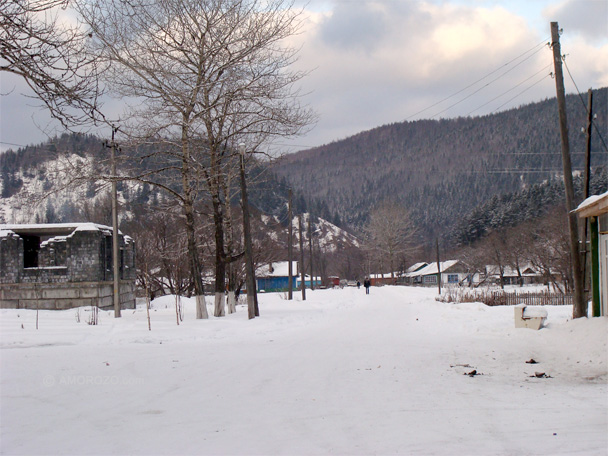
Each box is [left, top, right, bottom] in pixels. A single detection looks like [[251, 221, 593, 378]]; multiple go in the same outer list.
[[405, 37, 550, 121], [429, 44, 550, 119], [489, 71, 552, 114], [562, 57, 608, 154], [466, 64, 552, 116]]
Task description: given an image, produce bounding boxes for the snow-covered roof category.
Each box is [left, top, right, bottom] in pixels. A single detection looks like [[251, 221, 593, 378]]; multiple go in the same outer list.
[[0, 229, 17, 239], [256, 261, 298, 278], [0, 223, 116, 235], [407, 262, 428, 273], [407, 260, 459, 277], [485, 265, 540, 277], [575, 191, 608, 218]]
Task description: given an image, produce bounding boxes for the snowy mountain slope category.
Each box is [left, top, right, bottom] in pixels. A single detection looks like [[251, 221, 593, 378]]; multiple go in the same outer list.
[[1, 149, 358, 252], [0, 153, 95, 223], [252, 212, 360, 253]]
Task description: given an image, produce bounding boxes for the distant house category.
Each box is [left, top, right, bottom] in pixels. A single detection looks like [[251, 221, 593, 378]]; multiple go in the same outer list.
[[296, 275, 322, 289], [327, 276, 340, 288], [483, 265, 542, 286], [256, 261, 298, 292], [407, 260, 479, 286], [0, 223, 136, 310], [575, 191, 608, 316], [369, 273, 399, 286]]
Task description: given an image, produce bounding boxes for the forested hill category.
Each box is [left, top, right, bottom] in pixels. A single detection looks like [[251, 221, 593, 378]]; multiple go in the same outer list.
[[273, 88, 608, 244]]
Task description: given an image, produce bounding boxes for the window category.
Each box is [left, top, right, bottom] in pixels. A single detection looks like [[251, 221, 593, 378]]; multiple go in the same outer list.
[[447, 274, 459, 284], [423, 275, 437, 284], [22, 235, 41, 268]]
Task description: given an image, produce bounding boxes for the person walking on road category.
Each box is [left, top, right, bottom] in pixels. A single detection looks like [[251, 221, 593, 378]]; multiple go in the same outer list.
[[364, 278, 371, 295]]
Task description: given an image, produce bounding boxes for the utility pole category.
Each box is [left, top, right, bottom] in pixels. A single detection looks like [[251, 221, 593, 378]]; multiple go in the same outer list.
[[308, 214, 314, 290], [299, 214, 306, 301], [582, 89, 593, 295], [550, 22, 586, 318], [239, 143, 257, 319], [435, 238, 441, 295], [105, 127, 121, 318], [288, 189, 293, 300], [583, 89, 593, 201]]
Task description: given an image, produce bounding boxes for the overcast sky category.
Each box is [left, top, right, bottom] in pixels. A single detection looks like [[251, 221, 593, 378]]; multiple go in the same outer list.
[[1, 0, 607, 154]]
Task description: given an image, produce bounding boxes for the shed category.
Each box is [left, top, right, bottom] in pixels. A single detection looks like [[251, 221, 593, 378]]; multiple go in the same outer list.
[[0, 223, 136, 310], [575, 191, 608, 316], [256, 261, 298, 292]]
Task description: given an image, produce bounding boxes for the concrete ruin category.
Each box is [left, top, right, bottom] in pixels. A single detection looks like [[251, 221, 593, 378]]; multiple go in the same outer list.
[[0, 223, 136, 310]]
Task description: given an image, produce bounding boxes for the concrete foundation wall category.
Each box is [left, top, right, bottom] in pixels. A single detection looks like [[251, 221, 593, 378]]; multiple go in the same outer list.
[[0, 281, 136, 310], [1, 224, 137, 310]]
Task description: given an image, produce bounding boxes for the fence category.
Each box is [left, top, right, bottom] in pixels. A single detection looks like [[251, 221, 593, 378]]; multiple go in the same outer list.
[[482, 291, 573, 307]]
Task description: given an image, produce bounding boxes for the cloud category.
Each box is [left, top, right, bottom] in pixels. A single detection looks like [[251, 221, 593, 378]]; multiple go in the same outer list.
[[2, 0, 607, 154], [543, 0, 608, 43], [286, 1, 562, 150]]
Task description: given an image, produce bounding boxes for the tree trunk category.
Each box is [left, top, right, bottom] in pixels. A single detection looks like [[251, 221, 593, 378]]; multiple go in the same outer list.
[[212, 189, 227, 318], [227, 290, 236, 314], [181, 128, 207, 320]]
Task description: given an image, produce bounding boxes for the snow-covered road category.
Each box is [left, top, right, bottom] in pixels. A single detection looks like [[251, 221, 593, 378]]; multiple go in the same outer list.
[[1, 286, 606, 455]]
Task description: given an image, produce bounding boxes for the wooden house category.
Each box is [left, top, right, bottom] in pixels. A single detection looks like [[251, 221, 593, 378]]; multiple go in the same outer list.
[[575, 191, 608, 316]]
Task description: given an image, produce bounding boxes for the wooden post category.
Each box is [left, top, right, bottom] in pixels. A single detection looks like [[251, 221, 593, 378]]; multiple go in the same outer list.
[[308, 214, 314, 290], [299, 214, 306, 301], [436, 238, 441, 295], [550, 22, 586, 318], [582, 88, 593, 293], [583, 89, 594, 199], [288, 189, 293, 300], [590, 217, 600, 316]]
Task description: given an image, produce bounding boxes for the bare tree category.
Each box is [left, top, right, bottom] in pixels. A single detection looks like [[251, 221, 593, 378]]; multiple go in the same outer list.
[[479, 230, 509, 289], [527, 208, 572, 293], [363, 201, 418, 278], [78, 0, 315, 318], [1, 0, 103, 127]]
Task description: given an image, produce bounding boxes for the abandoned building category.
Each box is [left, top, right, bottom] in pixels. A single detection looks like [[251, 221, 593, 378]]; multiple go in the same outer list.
[[0, 223, 136, 310]]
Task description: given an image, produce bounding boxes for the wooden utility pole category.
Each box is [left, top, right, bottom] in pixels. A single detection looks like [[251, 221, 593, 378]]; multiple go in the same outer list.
[[239, 143, 257, 319], [308, 214, 314, 290], [583, 89, 593, 200], [582, 89, 593, 294], [435, 238, 441, 295], [105, 127, 121, 318], [550, 22, 586, 318], [288, 189, 293, 300], [299, 214, 306, 301]]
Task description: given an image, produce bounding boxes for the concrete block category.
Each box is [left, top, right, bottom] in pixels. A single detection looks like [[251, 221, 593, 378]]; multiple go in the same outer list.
[[514, 304, 547, 330], [79, 287, 101, 298], [56, 298, 93, 309], [42, 288, 80, 299], [0, 299, 19, 309], [21, 299, 57, 310], [2, 289, 39, 300]]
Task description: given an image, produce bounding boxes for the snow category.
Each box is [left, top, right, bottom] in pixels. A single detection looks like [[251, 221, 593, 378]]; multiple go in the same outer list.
[[1, 286, 606, 455], [1, 222, 112, 232], [408, 260, 459, 277], [257, 261, 298, 277], [576, 191, 608, 211], [520, 305, 548, 318]]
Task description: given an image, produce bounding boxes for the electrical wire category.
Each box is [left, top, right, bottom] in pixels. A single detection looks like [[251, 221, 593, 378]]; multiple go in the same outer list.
[[489, 71, 552, 114], [562, 57, 608, 153], [406, 37, 550, 121], [429, 44, 550, 119], [466, 64, 553, 116]]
